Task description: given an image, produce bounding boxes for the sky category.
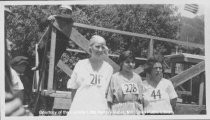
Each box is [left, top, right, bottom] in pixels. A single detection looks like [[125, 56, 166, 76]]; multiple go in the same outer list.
[[176, 4, 204, 18]]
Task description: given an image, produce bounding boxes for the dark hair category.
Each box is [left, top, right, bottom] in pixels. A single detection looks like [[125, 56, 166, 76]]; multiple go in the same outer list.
[[144, 57, 163, 74], [118, 50, 135, 71]]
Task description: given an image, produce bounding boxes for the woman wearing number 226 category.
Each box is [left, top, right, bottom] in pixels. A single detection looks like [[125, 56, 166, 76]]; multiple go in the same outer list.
[[106, 50, 144, 115], [67, 35, 113, 115], [142, 58, 178, 115]]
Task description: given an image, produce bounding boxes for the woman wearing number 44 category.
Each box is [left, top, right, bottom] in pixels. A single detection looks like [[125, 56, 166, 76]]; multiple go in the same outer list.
[[67, 35, 113, 115], [143, 58, 178, 115], [107, 51, 144, 115]]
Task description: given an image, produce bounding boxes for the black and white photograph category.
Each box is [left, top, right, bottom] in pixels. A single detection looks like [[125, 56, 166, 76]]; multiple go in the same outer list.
[[2, 0, 209, 119]]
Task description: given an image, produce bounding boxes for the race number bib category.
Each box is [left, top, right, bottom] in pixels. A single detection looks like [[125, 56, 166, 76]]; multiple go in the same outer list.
[[89, 74, 102, 86], [121, 83, 139, 94], [150, 89, 161, 100]]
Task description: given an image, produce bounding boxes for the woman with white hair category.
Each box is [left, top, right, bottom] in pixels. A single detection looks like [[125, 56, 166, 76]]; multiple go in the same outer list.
[[67, 35, 113, 115]]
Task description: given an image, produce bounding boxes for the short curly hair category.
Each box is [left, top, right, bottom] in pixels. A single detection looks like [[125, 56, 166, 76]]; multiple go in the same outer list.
[[144, 57, 163, 74], [118, 50, 135, 71]]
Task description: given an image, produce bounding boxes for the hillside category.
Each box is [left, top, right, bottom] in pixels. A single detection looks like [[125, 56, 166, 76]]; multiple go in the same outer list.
[[180, 15, 204, 44]]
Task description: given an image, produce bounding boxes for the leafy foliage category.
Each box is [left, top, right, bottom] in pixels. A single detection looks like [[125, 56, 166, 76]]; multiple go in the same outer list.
[[180, 15, 204, 44], [5, 5, 181, 60], [5, 5, 204, 91], [72, 4, 180, 60]]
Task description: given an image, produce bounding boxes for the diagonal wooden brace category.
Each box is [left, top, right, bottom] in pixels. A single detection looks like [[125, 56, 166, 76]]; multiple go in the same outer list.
[[170, 61, 205, 88]]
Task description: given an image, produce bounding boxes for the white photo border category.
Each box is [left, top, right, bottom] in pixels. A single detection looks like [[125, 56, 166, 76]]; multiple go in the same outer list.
[[1, 0, 209, 119]]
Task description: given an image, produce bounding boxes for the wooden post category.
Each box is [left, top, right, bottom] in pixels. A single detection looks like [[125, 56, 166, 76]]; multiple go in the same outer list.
[[47, 28, 57, 91], [148, 39, 154, 58], [199, 72, 205, 105], [32, 44, 40, 92], [199, 82, 204, 105], [171, 62, 176, 77]]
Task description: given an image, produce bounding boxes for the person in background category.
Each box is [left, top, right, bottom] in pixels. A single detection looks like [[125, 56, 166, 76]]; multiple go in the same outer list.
[[48, 5, 72, 21], [142, 58, 178, 115], [6, 39, 25, 102], [10, 56, 33, 105], [32, 4, 73, 72], [107, 50, 143, 115], [5, 6, 33, 116], [5, 58, 32, 116], [38, 5, 72, 32], [67, 35, 113, 115], [10, 67, 24, 101]]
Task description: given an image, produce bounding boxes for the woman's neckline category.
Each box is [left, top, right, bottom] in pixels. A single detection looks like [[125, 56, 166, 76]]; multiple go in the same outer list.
[[88, 58, 104, 72], [119, 70, 134, 81], [147, 76, 162, 88]]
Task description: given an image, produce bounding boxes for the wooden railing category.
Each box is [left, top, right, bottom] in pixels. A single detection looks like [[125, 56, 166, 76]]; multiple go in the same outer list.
[[35, 17, 205, 103], [55, 21, 205, 88], [55, 22, 205, 76], [73, 23, 204, 49]]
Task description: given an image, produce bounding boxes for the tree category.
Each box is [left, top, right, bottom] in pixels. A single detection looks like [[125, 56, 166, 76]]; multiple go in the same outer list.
[[6, 4, 180, 59], [180, 15, 204, 44], [5, 4, 182, 80], [72, 4, 179, 61]]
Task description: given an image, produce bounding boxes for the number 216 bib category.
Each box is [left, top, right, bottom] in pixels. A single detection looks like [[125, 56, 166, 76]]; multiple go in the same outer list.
[[89, 73, 102, 86]]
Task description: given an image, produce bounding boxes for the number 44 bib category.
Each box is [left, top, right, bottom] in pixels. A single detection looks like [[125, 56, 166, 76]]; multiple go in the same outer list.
[[121, 83, 139, 94]]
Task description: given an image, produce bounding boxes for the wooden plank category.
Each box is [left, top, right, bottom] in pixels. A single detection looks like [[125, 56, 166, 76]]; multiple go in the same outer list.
[[171, 63, 176, 76], [134, 66, 144, 74], [66, 48, 86, 54], [41, 90, 71, 99], [199, 82, 204, 105], [165, 53, 204, 63], [73, 23, 204, 49], [148, 39, 154, 58], [32, 44, 39, 92], [170, 61, 205, 87], [57, 60, 73, 77], [49, 91, 71, 99], [48, 28, 57, 90], [69, 28, 90, 52], [178, 85, 186, 91], [182, 53, 205, 60], [53, 98, 72, 110], [66, 48, 147, 61], [177, 90, 192, 95], [185, 57, 204, 64], [35, 44, 40, 91]]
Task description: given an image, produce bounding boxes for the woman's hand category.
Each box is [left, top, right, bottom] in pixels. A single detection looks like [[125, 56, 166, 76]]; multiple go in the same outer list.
[[170, 98, 177, 112], [103, 45, 109, 57]]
